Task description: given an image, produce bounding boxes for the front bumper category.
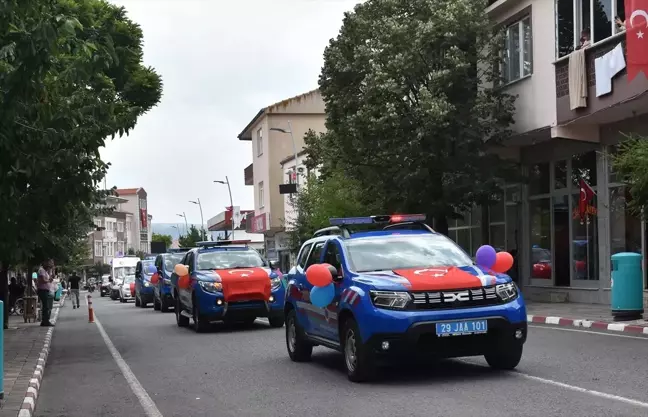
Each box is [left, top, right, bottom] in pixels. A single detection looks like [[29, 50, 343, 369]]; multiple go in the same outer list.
[[196, 285, 285, 321], [121, 292, 133, 300]]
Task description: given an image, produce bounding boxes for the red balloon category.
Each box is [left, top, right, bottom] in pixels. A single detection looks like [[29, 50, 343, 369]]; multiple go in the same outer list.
[[129, 283, 135, 294], [492, 252, 514, 273], [178, 274, 191, 290], [150, 272, 160, 284], [306, 263, 334, 287]]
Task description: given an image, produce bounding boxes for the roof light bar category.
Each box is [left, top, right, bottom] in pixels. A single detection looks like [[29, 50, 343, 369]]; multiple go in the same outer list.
[[329, 214, 427, 226], [196, 240, 250, 247]]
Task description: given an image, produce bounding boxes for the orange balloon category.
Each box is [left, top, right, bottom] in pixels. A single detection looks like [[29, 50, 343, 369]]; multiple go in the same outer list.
[[492, 252, 514, 273], [130, 283, 135, 294], [306, 263, 333, 287], [178, 274, 191, 290], [150, 272, 160, 284]]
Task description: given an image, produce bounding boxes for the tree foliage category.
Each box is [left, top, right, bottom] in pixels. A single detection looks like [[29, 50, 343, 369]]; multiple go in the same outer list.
[[308, 0, 518, 235], [612, 134, 648, 214], [287, 171, 381, 250], [152, 233, 173, 248], [179, 225, 202, 248], [0, 0, 162, 267]]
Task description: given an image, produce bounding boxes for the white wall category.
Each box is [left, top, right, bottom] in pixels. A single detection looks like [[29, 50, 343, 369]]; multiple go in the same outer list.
[[281, 157, 309, 230]]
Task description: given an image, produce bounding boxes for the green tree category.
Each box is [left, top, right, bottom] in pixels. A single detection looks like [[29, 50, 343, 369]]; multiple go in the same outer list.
[[135, 250, 146, 259], [152, 233, 173, 248], [310, 0, 517, 236], [612, 134, 648, 214], [127, 248, 136, 256], [179, 225, 202, 248], [0, 0, 162, 325], [287, 171, 381, 251]]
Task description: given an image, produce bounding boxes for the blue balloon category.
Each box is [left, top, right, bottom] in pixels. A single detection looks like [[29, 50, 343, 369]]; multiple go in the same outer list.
[[475, 245, 497, 268], [310, 283, 335, 308], [147, 264, 157, 274]]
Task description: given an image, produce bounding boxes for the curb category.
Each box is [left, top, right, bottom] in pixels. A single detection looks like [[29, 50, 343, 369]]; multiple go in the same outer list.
[[17, 304, 62, 417], [528, 314, 648, 335]]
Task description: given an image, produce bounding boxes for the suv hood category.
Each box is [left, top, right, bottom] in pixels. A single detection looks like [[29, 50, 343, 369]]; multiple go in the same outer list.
[[355, 266, 511, 291]]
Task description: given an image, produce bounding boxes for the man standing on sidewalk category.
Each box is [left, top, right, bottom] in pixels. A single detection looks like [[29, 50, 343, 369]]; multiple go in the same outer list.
[[37, 259, 55, 327], [68, 271, 81, 309]]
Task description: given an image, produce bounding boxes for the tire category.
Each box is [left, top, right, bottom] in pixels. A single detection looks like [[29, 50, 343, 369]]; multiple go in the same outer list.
[[175, 296, 189, 327], [160, 296, 170, 313], [120, 297, 125, 303], [285, 309, 312, 362], [193, 302, 210, 333], [269, 315, 285, 328], [140, 295, 147, 308], [153, 297, 161, 311], [135, 295, 141, 307], [343, 317, 375, 382], [485, 340, 523, 370]]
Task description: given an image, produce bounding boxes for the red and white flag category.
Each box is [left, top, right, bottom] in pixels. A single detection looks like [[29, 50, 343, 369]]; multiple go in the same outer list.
[[625, 0, 648, 81], [579, 178, 596, 220]]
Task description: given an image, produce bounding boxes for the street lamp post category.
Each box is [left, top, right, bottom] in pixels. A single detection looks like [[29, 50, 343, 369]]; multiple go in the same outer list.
[[189, 198, 205, 240], [214, 177, 234, 240], [270, 121, 299, 181], [176, 213, 188, 235]]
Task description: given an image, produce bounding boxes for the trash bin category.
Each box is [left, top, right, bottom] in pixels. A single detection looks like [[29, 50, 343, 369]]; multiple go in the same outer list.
[[611, 252, 644, 321]]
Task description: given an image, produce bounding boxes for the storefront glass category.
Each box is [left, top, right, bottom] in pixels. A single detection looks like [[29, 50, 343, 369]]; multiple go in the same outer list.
[[571, 193, 599, 280], [609, 187, 641, 254], [554, 195, 571, 286], [530, 198, 552, 280]]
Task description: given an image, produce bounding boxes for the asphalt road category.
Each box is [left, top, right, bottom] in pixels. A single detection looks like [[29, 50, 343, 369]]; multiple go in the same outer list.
[[35, 294, 648, 417]]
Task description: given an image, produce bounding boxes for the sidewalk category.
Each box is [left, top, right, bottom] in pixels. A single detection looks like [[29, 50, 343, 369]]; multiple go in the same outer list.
[[527, 301, 648, 335], [0, 297, 65, 417]]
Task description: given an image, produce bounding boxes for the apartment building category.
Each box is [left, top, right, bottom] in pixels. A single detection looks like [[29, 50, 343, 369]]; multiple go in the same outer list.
[[115, 188, 152, 254], [86, 195, 134, 265], [480, 0, 648, 304], [238, 89, 326, 264]]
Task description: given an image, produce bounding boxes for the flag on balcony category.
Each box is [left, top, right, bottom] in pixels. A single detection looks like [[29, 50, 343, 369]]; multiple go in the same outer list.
[[579, 178, 596, 221], [140, 208, 147, 228], [625, 0, 648, 81]]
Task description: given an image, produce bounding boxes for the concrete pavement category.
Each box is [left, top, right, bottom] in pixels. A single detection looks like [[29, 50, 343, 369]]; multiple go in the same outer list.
[[34, 296, 648, 417]]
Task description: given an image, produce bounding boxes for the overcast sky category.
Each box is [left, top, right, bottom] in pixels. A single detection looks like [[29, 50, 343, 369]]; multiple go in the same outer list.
[[101, 0, 359, 224]]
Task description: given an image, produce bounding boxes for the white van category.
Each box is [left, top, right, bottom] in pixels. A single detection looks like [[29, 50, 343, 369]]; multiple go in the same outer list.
[[109, 257, 140, 299]]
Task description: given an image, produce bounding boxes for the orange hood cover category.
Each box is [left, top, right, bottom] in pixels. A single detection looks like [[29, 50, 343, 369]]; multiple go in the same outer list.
[[217, 268, 271, 302]]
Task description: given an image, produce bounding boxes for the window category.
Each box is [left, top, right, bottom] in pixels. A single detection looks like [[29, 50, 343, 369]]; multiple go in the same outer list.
[[140, 242, 148, 253], [323, 241, 342, 272], [117, 222, 124, 232], [94, 241, 103, 256], [105, 242, 114, 257], [126, 221, 131, 231], [197, 250, 265, 270], [257, 128, 263, 157], [305, 242, 325, 268], [502, 16, 532, 84], [117, 241, 124, 254], [94, 218, 102, 228], [556, 0, 626, 58], [297, 243, 313, 268], [258, 181, 265, 208]]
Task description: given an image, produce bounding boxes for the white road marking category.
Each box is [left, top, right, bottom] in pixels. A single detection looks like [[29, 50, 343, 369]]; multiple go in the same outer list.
[[93, 307, 163, 417], [517, 373, 648, 410], [529, 325, 648, 340]]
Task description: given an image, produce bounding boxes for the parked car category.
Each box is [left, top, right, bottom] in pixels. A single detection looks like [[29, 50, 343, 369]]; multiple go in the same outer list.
[[100, 275, 112, 297], [134, 259, 155, 308], [119, 275, 136, 303], [153, 249, 189, 312]]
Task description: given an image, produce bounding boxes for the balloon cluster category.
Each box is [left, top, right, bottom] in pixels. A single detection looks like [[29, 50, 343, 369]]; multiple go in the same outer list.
[[306, 263, 337, 308], [148, 264, 160, 284], [475, 245, 514, 273], [174, 264, 191, 289]]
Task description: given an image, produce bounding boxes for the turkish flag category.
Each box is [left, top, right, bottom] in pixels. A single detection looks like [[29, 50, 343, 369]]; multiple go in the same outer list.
[[625, 0, 648, 81], [579, 178, 595, 220]]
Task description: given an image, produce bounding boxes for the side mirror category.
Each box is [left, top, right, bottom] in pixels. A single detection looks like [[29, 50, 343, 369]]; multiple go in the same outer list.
[[268, 260, 275, 270]]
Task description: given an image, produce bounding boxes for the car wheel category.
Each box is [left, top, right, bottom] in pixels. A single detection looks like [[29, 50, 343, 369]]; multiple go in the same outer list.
[[268, 315, 285, 328], [175, 296, 189, 327], [485, 340, 523, 370], [140, 294, 147, 308], [193, 303, 209, 333], [343, 317, 375, 382], [153, 297, 161, 311], [120, 296, 125, 303], [285, 309, 312, 362], [135, 294, 141, 307], [160, 296, 170, 313]]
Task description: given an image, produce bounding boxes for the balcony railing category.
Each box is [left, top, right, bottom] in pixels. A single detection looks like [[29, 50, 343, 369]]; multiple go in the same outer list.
[[244, 163, 253, 186], [555, 34, 648, 125]]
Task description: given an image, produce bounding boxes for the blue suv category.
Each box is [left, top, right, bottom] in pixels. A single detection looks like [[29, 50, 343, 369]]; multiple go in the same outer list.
[[153, 250, 188, 312], [135, 259, 156, 308], [171, 241, 285, 333], [284, 214, 527, 382]]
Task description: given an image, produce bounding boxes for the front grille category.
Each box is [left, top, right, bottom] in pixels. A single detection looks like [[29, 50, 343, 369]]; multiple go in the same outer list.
[[227, 301, 265, 310], [410, 286, 502, 310]]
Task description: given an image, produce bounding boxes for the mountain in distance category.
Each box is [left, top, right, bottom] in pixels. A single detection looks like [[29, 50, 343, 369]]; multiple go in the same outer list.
[[151, 223, 227, 240]]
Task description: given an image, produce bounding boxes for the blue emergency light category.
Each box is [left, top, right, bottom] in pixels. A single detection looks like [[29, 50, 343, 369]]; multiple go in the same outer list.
[[329, 214, 426, 226]]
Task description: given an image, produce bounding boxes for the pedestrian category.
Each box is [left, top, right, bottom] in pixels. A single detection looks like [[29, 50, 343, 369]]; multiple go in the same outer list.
[[37, 259, 55, 327], [68, 271, 81, 309]]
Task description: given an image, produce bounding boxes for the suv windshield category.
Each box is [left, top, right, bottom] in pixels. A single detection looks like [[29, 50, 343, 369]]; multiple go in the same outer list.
[[164, 253, 185, 273], [345, 234, 473, 273], [114, 267, 136, 279], [142, 261, 154, 276], [123, 275, 136, 284], [196, 250, 266, 270]]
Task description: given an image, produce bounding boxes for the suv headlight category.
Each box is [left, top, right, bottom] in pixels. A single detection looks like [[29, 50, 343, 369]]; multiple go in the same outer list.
[[143, 281, 151, 287], [270, 277, 282, 290], [198, 281, 222, 293], [370, 291, 412, 309], [496, 282, 518, 302]]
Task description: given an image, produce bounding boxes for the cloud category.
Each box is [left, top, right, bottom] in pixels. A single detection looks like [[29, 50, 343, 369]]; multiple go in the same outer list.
[[101, 0, 360, 223]]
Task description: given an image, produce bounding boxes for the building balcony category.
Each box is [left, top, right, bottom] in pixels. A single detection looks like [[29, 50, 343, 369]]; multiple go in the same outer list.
[[555, 34, 648, 126], [244, 163, 253, 186]]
